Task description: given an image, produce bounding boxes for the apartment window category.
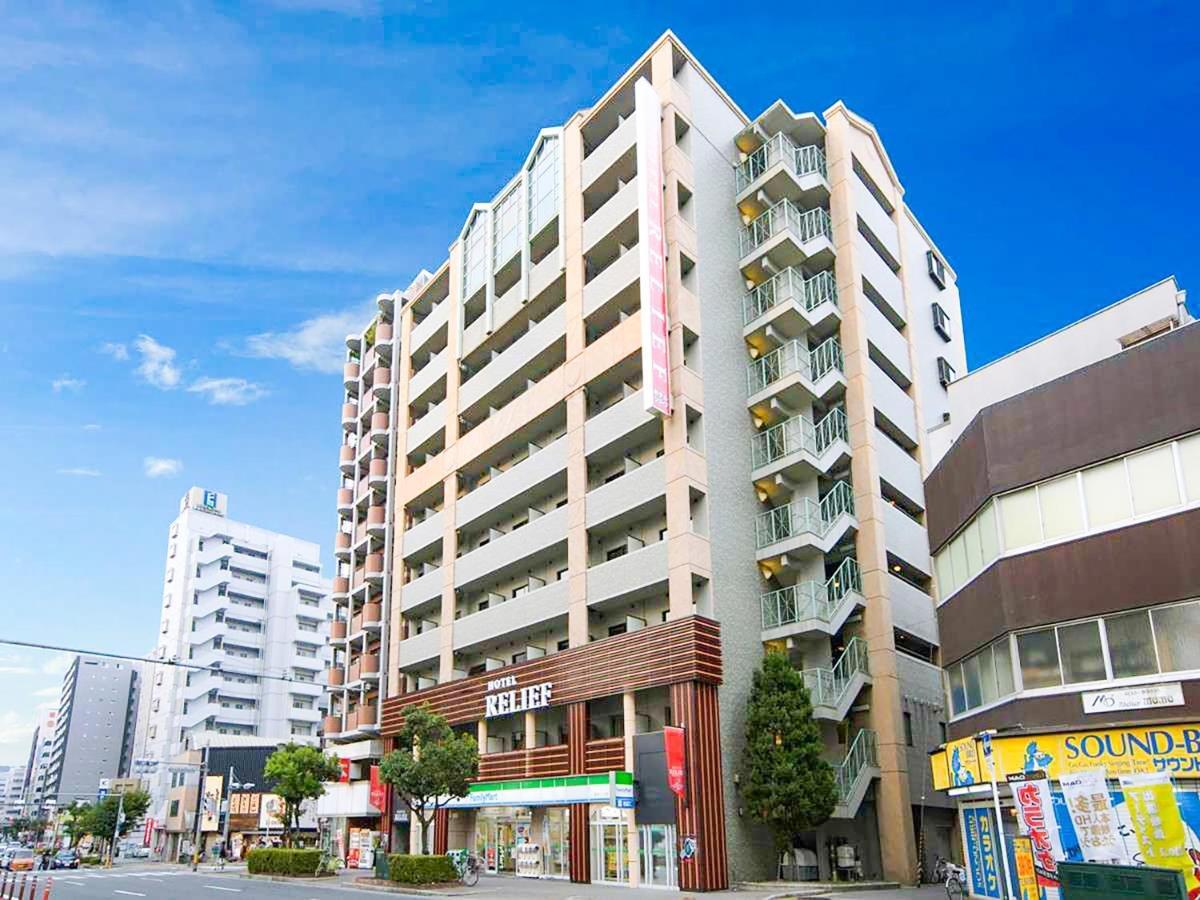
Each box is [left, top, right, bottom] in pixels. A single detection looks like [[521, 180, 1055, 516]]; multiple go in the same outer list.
[[1152, 601, 1200, 671], [1105, 610, 1158, 678], [557, 639, 569, 652], [527, 136, 560, 237], [168, 800, 179, 817], [1128, 445, 1180, 515], [936, 356, 955, 387], [903, 712, 914, 746], [462, 213, 488, 297], [927, 250, 947, 288], [511, 651, 527, 665], [492, 186, 521, 267], [932, 302, 951, 341]]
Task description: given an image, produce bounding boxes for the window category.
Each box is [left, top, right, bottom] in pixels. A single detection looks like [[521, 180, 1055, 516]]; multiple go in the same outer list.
[[607, 623, 627, 637], [1151, 601, 1200, 672], [168, 800, 179, 817], [527, 136, 560, 237], [1180, 433, 1200, 501], [1127, 445, 1180, 515], [1017, 629, 1061, 689], [903, 712, 914, 746], [1083, 459, 1131, 527], [927, 250, 947, 288], [605, 545, 627, 562], [932, 302, 951, 341], [937, 356, 955, 387], [1105, 610, 1158, 678], [557, 639, 570, 652], [462, 213, 488, 297], [999, 487, 1041, 551], [1057, 620, 1106, 684], [492, 186, 521, 267], [1038, 474, 1083, 540]]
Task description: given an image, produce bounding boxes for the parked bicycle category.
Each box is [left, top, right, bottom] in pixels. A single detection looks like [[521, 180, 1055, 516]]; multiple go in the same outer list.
[[448, 849, 481, 887], [942, 861, 967, 898]]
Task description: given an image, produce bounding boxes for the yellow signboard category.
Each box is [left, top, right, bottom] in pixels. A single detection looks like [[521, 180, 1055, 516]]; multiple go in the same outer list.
[[1121, 774, 1200, 895], [945, 736, 982, 788], [1011, 836, 1039, 900], [931, 722, 1200, 790]]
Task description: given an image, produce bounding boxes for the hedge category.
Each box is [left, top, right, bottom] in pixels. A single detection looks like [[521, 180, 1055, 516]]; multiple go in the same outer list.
[[80, 855, 103, 866], [386, 854, 458, 884], [246, 848, 323, 877]]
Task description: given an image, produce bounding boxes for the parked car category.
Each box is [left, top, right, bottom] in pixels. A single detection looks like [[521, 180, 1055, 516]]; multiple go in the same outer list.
[[53, 850, 80, 870], [128, 846, 150, 859], [8, 849, 36, 872]]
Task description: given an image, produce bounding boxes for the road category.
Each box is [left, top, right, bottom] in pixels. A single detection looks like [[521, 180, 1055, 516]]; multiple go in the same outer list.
[[14, 865, 428, 900]]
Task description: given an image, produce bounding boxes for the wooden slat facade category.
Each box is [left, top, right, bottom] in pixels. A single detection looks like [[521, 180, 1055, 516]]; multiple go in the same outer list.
[[475, 744, 570, 781], [584, 737, 626, 774]]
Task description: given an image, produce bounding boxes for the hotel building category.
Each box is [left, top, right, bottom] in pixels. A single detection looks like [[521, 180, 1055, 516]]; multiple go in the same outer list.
[[326, 31, 970, 888], [141, 488, 331, 845], [924, 278, 1198, 896]]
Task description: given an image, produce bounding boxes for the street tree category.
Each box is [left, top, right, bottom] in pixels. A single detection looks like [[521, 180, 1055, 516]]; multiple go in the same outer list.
[[379, 704, 478, 854], [263, 743, 341, 847], [85, 791, 151, 855], [740, 650, 839, 867], [61, 803, 93, 849]]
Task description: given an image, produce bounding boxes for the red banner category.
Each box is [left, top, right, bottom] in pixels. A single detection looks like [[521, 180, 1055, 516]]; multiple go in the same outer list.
[[635, 76, 671, 418], [664, 725, 687, 802], [142, 818, 154, 847], [339, 758, 351, 783], [369, 764, 385, 811]]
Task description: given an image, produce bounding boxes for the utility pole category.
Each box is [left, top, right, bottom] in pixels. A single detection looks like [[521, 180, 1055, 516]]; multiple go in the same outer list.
[[106, 792, 125, 869], [190, 748, 209, 872]]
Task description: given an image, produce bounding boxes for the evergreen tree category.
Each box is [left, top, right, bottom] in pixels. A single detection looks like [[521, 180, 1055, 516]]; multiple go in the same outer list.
[[741, 650, 839, 863], [263, 743, 342, 847]]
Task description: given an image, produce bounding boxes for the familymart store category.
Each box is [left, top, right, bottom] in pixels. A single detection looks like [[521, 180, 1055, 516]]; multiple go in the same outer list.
[[929, 722, 1200, 898], [380, 616, 729, 891]]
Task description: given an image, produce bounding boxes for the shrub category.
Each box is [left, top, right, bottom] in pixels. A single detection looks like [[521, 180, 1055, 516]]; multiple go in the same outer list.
[[80, 855, 103, 866], [246, 848, 322, 877], [386, 854, 458, 884]]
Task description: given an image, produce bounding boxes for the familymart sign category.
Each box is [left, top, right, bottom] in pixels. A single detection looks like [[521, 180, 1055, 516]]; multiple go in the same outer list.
[[442, 772, 635, 809]]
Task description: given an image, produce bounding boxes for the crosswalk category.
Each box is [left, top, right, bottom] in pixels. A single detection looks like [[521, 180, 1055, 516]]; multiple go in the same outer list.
[[50, 869, 195, 881]]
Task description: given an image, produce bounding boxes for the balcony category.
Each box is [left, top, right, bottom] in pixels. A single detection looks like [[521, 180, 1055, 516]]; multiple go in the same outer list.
[[367, 457, 388, 489], [328, 667, 345, 687], [336, 488, 353, 515], [332, 576, 349, 602], [409, 348, 447, 406], [739, 200, 833, 282], [869, 361, 917, 447], [409, 299, 449, 357], [583, 176, 638, 254], [746, 336, 845, 420], [459, 305, 566, 418], [755, 480, 856, 562], [584, 392, 658, 457], [875, 428, 924, 509], [735, 135, 829, 209], [586, 540, 668, 608], [403, 508, 444, 559], [857, 234, 906, 325], [453, 579, 569, 653], [370, 366, 391, 401], [454, 505, 568, 590], [743, 267, 839, 343], [341, 402, 358, 430], [366, 504, 387, 536], [883, 502, 931, 576], [361, 601, 382, 629], [364, 553, 384, 583], [888, 573, 937, 645], [801, 637, 871, 721], [583, 245, 638, 319], [406, 399, 445, 456], [338, 445, 355, 473], [582, 112, 635, 190], [761, 557, 864, 642], [370, 412, 390, 445], [529, 248, 563, 302], [852, 175, 900, 263], [585, 457, 666, 530], [401, 565, 442, 614], [832, 729, 880, 819], [343, 362, 360, 392], [397, 626, 440, 669], [330, 620, 347, 641], [750, 407, 850, 490], [864, 294, 912, 385], [457, 438, 567, 531]]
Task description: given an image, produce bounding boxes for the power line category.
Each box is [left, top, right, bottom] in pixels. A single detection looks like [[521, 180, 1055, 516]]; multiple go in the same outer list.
[[0, 638, 310, 686]]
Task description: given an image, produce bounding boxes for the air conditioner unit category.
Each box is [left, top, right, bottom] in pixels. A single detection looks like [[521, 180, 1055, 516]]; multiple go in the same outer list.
[[936, 356, 956, 387], [926, 250, 947, 289]]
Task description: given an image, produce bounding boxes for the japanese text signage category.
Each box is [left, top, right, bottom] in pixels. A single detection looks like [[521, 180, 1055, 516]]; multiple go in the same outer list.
[[369, 765, 386, 812], [1010, 772, 1065, 898], [962, 807, 1001, 898], [946, 736, 981, 787], [1011, 836, 1039, 900], [484, 675, 553, 719], [663, 725, 687, 802], [634, 77, 671, 418], [1059, 769, 1128, 863], [1120, 773, 1198, 893]]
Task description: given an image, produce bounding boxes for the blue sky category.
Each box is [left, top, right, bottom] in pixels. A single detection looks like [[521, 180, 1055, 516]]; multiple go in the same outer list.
[[1, 1, 1197, 764]]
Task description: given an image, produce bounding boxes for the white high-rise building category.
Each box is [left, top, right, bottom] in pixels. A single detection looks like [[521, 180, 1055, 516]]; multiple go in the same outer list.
[[140, 488, 332, 825], [21, 708, 58, 817], [0, 766, 27, 828]]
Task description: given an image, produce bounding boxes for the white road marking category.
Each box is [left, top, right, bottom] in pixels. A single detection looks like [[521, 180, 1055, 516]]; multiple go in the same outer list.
[[113, 891, 146, 897], [203, 887, 242, 893]]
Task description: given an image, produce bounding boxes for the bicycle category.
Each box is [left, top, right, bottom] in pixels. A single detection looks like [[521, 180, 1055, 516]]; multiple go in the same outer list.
[[448, 849, 481, 887], [943, 861, 967, 898], [931, 854, 951, 883]]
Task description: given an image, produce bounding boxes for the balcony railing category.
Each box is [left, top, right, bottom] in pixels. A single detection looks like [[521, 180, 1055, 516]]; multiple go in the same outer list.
[[760, 556, 862, 630], [754, 480, 855, 549], [740, 200, 833, 258], [735, 134, 828, 193], [743, 267, 838, 325], [747, 335, 844, 396], [836, 729, 878, 803], [751, 407, 848, 470], [801, 636, 870, 711]]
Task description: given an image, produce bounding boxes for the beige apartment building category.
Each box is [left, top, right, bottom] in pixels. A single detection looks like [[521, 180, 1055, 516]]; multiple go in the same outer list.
[[323, 31, 966, 889]]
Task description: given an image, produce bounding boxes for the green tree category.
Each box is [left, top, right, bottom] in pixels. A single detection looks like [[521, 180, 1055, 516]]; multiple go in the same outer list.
[[741, 650, 839, 865], [85, 791, 151, 855], [263, 743, 341, 847], [379, 704, 478, 854], [61, 803, 94, 849]]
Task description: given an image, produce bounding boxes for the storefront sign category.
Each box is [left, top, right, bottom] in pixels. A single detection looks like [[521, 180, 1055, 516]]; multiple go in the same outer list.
[[1011, 836, 1039, 900], [200, 775, 223, 831], [1059, 769, 1128, 863], [932, 722, 1200, 790], [1119, 773, 1200, 894], [441, 772, 635, 809], [962, 807, 1001, 898], [484, 675, 553, 719], [946, 736, 981, 787], [1082, 682, 1184, 714], [664, 725, 687, 802], [369, 765, 386, 812], [339, 758, 351, 783], [1010, 773, 1065, 898], [634, 76, 671, 418]]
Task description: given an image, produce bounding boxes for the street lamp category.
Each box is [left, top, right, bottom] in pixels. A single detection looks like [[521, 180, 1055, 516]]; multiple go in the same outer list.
[[220, 767, 254, 864]]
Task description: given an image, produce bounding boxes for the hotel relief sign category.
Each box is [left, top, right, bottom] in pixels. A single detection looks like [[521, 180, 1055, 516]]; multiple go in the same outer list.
[[484, 675, 553, 719]]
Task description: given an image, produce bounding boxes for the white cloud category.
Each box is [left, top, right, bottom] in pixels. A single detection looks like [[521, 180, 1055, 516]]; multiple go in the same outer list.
[[0, 710, 35, 752], [144, 456, 183, 478], [40, 652, 73, 676], [57, 467, 102, 477], [245, 306, 371, 374], [32, 686, 60, 699], [52, 375, 86, 392], [133, 334, 181, 388], [187, 376, 268, 406], [83, 423, 102, 431], [100, 342, 129, 360]]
